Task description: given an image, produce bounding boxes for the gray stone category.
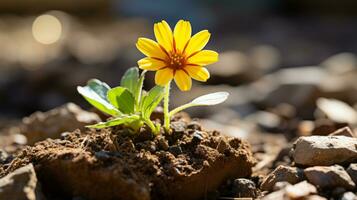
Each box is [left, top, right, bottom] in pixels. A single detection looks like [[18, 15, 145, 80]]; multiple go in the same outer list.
[[316, 98, 357, 124], [21, 103, 101, 144], [305, 195, 328, 200], [321, 52, 357, 74], [285, 181, 317, 199], [304, 165, 355, 190], [293, 136, 357, 166], [191, 131, 203, 145], [341, 192, 357, 200], [0, 164, 44, 200], [273, 181, 291, 191], [347, 163, 357, 185], [231, 178, 258, 198], [261, 165, 304, 191], [262, 181, 317, 200], [170, 121, 186, 133]]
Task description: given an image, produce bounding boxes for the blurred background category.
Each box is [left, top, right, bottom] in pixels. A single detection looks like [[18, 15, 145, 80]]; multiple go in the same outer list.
[[1, 0, 357, 123]]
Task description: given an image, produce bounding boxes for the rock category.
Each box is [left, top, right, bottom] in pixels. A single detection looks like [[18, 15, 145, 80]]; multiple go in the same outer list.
[[255, 67, 326, 118], [171, 121, 186, 133], [347, 163, 357, 185], [262, 181, 317, 200], [200, 119, 249, 139], [0, 150, 11, 164], [285, 181, 317, 199], [191, 131, 203, 145], [341, 192, 357, 200], [21, 103, 101, 144], [304, 165, 355, 190], [316, 98, 357, 124], [329, 127, 355, 137], [273, 181, 291, 191], [261, 189, 286, 200], [12, 133, 27, 145], [0, 164, 44, 200], [292, 136, 357, 166], [321, 52, 357, 74], [231, 178, 258, 198], [187, 121, 202, 131], [261, 165, 305, 191], [305, 195, 328, 200], [0, 126, 27, 153]]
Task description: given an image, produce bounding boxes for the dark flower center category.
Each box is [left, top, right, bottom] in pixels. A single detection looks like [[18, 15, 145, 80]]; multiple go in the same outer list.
[[168, 52, 185, 70]]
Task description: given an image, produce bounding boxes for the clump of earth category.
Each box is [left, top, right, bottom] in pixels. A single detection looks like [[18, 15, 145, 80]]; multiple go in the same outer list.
[[0, 111, 255, 200]]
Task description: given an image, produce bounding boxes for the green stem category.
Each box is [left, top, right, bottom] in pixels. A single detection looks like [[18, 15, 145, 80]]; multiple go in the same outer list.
[[169, 103, 193, 117], [144, 118, 158, 134], [135, 70, 147, 111], [163, 82, 171, 132]]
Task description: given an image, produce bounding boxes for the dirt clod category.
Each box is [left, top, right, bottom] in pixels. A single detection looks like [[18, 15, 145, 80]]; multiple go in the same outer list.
[[2, 118, 255, 200]]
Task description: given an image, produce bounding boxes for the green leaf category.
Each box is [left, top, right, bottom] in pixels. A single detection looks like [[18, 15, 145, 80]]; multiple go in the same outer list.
[[120, 67, 139, 95], [88, 79, 110, 100], [107, 86, 135, 114], [141, 86, 165, 119], [169, 92, 229, 116], [77, 79, 120, 116], [87, 115, 140, 128], [134, 70, 146, 108]]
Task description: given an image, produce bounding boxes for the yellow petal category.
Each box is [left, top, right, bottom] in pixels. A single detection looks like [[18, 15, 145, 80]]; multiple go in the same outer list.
[[138, 57, 166, 71], [185, 30, 210, 56], [174, 20, 191, 53], [187, 50, 218, 66], [185, 66, 210, 82], [136, 38, 167, 59], [154, 20, 173, 52], [174, 70, 192, 91], [155, 68, 174, 86]]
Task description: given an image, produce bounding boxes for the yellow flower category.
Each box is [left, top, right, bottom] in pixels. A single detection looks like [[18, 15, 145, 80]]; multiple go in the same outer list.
[[136, 20, 219, 91]]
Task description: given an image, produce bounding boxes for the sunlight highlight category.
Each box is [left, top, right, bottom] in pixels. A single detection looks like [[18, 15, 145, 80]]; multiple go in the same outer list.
[[32, 14, 62, 45]]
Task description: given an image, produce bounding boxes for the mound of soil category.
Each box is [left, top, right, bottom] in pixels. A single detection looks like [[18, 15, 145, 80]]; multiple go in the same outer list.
[[2, 115, 255, 200]]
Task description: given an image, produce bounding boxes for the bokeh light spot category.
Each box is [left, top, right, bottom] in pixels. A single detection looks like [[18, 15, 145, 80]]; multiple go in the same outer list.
[[32, 14, 62, 45]]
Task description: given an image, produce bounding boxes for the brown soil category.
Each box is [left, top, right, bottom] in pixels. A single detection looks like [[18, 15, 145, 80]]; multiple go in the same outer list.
[[1, 114, 255, 200]]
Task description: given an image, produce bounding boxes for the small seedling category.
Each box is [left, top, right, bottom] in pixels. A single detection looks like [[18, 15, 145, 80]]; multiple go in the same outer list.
[[78, 68, 164, 134], [78, 19, 229, 134]]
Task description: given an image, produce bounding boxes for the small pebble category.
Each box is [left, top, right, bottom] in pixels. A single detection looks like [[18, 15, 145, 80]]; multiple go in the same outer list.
[[187, 121, 202, 131], [231, 178, 258, 198], [191, 131, 203, 145], [169, 145, 182, 156], [341, 192, 357, 200]]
